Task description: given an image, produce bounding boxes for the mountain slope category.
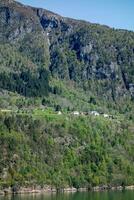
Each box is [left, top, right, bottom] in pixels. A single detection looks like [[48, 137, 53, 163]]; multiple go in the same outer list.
[[0, 0, 134, 192], [0, 0, 134, 102], [0, 111, 134, 190], [31, 5, 134, 101]]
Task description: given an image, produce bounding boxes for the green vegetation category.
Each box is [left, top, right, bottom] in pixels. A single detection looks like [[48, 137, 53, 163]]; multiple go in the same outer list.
[[0, 111, 134, 189], [0, 0, 134, 112], [0, 0, 134, 191]]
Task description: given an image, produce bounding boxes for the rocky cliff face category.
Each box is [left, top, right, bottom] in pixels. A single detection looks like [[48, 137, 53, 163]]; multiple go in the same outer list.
[[0, 0, 134, 100]]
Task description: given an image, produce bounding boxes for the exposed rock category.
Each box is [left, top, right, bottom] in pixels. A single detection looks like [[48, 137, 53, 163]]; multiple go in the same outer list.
[[0, 0, 134, 100]]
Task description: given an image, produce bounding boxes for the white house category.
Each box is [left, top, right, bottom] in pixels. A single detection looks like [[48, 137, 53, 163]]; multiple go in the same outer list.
[[90, 111, 100, 116], [73, 111, 80, 116], [103, 114, 109, 118], [57, 111, 62, 115]]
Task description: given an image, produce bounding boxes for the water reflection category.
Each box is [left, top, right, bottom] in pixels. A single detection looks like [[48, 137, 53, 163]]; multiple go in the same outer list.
[[0, 190, 134, 200]]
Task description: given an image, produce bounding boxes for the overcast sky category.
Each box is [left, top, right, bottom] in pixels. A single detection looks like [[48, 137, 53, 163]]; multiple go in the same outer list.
[[17, 0, 134, 31]]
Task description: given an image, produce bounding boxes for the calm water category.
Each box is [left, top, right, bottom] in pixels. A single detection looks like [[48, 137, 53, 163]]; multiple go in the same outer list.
[[0, 191, 134, 200]]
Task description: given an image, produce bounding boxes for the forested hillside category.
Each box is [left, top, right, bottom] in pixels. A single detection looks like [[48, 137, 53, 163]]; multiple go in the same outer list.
[[0, 0, 134, 105], [0, 111, 134, 190], [0, 0, 134, 192]]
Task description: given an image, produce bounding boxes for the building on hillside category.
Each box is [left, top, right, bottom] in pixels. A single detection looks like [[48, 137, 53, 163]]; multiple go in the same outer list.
[[73, 111, 80, 115], [80, 112, 85, 116], [103, 114, 109, 118], [90, 111, 100, 116], [57, 111, 62, 115]]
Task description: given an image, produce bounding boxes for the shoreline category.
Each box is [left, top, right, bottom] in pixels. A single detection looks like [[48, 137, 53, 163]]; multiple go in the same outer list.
[[0, 185, 134, 196]]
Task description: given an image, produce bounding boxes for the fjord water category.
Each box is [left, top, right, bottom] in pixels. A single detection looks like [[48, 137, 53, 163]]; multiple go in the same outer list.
[[0, 191, 134, 200]]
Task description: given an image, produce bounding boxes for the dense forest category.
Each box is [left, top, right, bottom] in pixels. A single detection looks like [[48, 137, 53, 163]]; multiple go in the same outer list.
[[0, 0, 134, 191], [0, 111, 134, 190]]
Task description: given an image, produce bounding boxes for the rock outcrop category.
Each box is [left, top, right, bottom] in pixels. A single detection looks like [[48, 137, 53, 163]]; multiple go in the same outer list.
[[0, 0, 134, 100]]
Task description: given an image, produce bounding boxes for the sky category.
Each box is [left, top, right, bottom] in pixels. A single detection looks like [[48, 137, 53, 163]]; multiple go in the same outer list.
[[17, 0, 134, 31]]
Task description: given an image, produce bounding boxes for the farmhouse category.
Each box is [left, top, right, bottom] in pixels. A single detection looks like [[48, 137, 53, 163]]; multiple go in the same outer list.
[[90, 111, 100, 116], [73, 111, 80, 116]]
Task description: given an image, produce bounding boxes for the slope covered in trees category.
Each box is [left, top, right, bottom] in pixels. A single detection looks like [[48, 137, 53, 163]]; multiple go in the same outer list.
[[0, 0, 134, 191], [0, 0, 134, 103], [0, 111, 134, 190]]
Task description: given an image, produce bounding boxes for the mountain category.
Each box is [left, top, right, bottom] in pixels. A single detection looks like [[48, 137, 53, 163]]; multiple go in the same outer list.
[[0, 0, 134, 192], [0, 0, 134, 103]]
